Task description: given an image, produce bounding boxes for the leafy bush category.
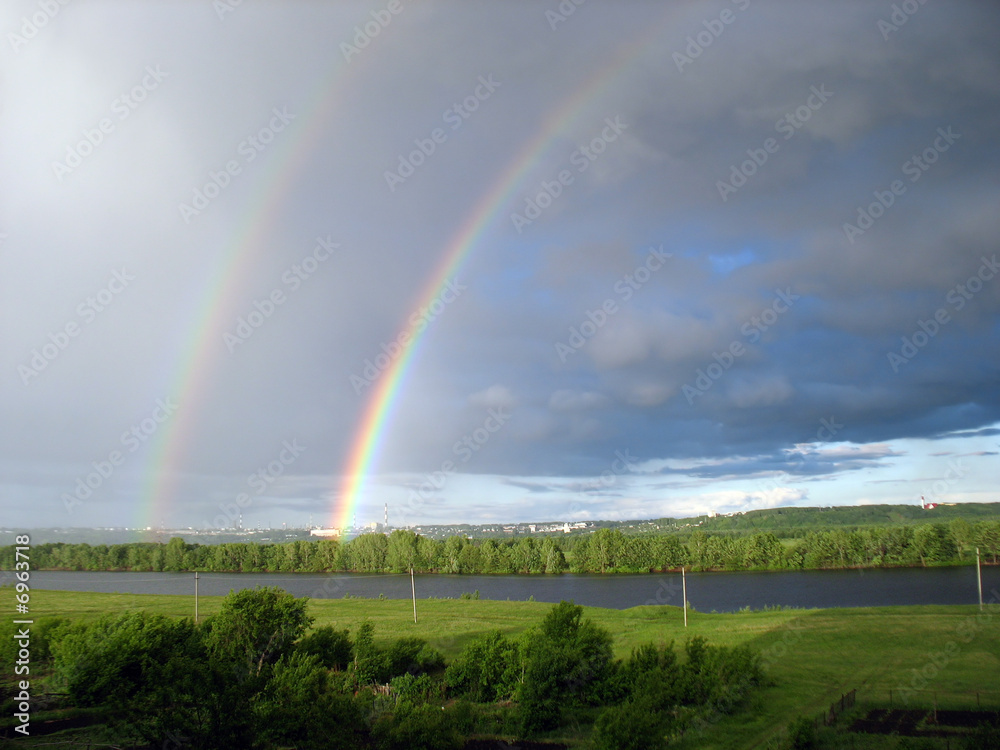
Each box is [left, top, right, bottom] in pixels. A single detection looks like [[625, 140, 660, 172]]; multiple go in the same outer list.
[[592, 698, 668, 750], [372, 701, 462, 750], [964, 721, 1000, 750], [52, 611, 203, 707], [445, 629, 522, 702], [390, 672, 438, 703], [517, 601, 615, 734], [787, 715, 817, 749], [254, 651, 366, 750], [204, 586, 313, 676], [0, 616, 71, 672], [386, 636, 444, 677], [298, 624, 352, 669]]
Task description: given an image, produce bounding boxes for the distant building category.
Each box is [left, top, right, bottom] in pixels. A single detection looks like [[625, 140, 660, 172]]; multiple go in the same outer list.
[[309, 528, 341, 537]]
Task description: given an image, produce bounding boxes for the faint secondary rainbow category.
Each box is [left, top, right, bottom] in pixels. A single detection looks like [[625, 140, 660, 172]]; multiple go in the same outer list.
[[331, 12, 674, 531], [135, 59, 362, 532]]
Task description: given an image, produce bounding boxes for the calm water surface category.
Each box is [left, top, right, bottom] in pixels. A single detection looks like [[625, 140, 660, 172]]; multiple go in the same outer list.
[[25, 566, 1000, 612]]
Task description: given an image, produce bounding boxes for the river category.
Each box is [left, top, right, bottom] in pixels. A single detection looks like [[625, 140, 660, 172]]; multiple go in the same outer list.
[[23, 566, 1000, 612]]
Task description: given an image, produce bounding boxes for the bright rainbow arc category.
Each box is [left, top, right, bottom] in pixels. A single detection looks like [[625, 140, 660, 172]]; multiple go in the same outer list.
[[136, 65, 360, 532], [331, 13, 674, 532]]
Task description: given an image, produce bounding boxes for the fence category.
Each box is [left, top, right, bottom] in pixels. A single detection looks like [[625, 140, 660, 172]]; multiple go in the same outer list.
[[816, 689, 856, 727]]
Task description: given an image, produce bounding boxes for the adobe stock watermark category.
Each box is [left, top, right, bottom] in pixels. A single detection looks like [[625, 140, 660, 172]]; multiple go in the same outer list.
[[213, 0, 243, 21], [7, 0, 72, 54], [510, 115, 627, 234], [18, 267, 135, 385], [349, 277, 466, 395], [554, 244, 672, 362], [340, 0, 405, 63], [204, 439, 306, 530], [682, 287, 799, 404], [877, 0, 930, 41], [224, 236, 339, 353], [886, 254, 998, 372], [755, 416, 844, 499], [545, 0, 587, 30], [384, 74, 500, 192], [397, 407, 512, 524], [178, 106, 295, 223], [561, 449, 641, 528], [716, 84, 833, 201], [673, 0, 751, 73], [62, 398, 179, 513], [843, 126, 960, 244], [597, 448, 640, 487], [51, 66, 168, 182], [920, 458, 969, 506], [309, 574, 348, 601]]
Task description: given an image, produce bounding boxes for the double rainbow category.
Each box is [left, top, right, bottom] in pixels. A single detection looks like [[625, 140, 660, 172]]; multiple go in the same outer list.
[[138, 9, 674, 534]]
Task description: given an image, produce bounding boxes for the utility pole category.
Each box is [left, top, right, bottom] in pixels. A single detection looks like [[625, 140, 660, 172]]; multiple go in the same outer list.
[[682, 566, 688, 628], [976, 547, 983, 611], [410, 567, 417, 624], [194, 571, 199, 623]]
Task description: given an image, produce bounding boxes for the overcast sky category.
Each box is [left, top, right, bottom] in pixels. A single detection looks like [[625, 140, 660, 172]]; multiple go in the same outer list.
[[2, 0, 998, 531]]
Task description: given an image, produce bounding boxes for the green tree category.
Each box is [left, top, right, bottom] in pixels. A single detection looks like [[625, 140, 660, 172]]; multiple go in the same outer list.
[[254, 651, 367, 750], [387, 529, 422, 572], [592, 698, 668, 750], [974, 520, 1000, 563], [418, 535, 442, 570], [442, 535, 465, 573], [787, 715, 817, 749], [949, 518, 974, 556], [50, 611, 235, 748], [457, 542, 483, 573], [445, 629, 521, 702], [163, 536, 188, 571], [351, 533, 389, 571], [353, 619, 388, 684], [517, 601, 614, 734], [513, 536, 543, 573], [743, 532, 782, 569], [298, 625, 353, 669], [541, 537, 568, 573], [913, 523, 958, 565], [372, 700, 462, 750], [205, 586, 313, 677]]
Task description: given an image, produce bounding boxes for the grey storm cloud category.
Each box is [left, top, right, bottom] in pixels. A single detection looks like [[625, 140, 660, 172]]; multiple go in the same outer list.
[[1, 0, 997, 527]]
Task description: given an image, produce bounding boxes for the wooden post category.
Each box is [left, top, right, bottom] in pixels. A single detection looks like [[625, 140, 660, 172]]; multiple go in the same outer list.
[[410, 567, 417, 624], [194, 571, 199, 623], [682, 567, 688, 628], [976, 547, 983, 611]]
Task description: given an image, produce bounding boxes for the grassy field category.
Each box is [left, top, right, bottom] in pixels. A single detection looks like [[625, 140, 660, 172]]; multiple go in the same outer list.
[[14, 589, 1000, 748]]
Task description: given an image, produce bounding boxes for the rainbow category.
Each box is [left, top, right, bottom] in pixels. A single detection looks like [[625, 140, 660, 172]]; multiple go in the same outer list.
[[137, 8, 676, 535], [331, 13, 675, 531], [135, 52, 365, 532]]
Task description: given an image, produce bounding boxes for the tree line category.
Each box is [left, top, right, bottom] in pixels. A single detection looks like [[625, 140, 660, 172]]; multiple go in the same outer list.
[[2, 520, 998, 575]]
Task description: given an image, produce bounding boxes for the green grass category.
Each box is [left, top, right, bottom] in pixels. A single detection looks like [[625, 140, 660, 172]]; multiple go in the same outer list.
[[17, 590, 1000, 748]]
